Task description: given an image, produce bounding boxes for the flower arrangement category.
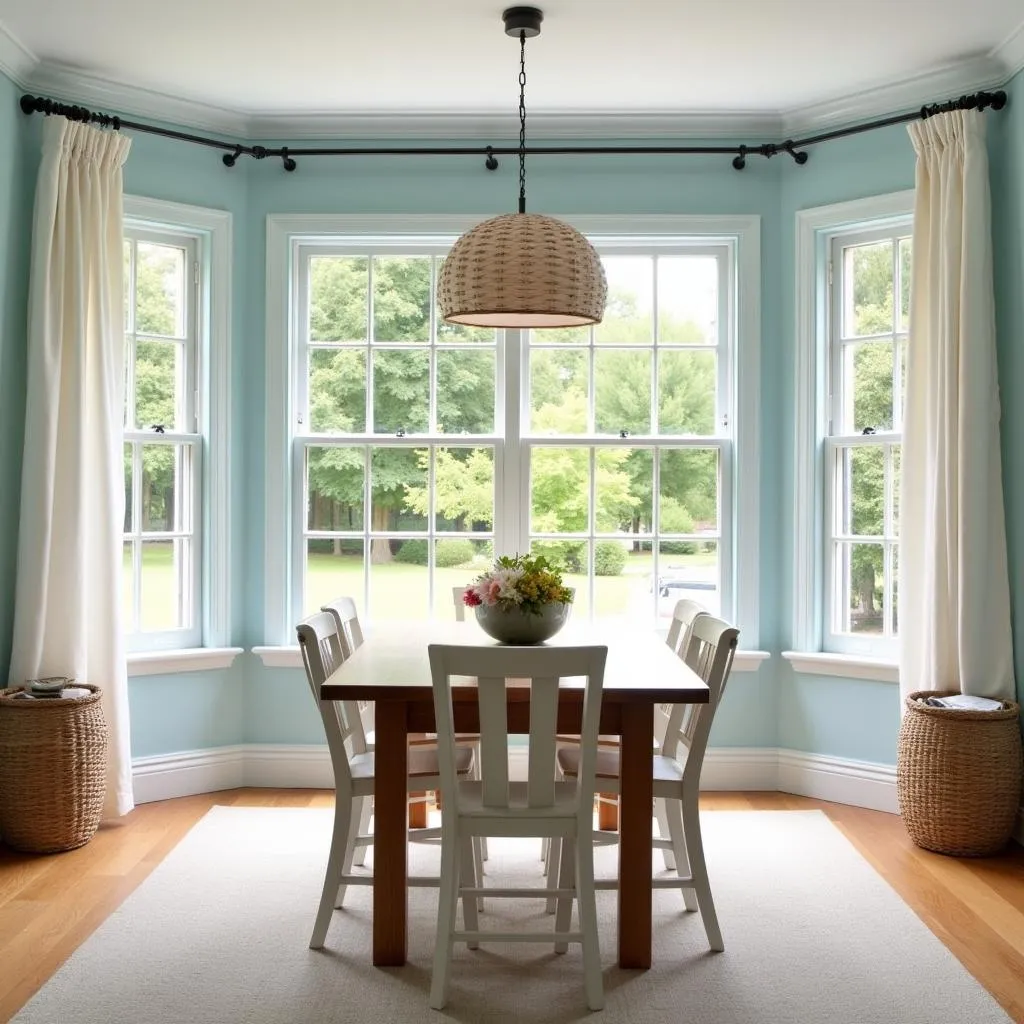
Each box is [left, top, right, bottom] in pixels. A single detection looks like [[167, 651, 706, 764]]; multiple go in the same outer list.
[[463, 554, 574, 616]]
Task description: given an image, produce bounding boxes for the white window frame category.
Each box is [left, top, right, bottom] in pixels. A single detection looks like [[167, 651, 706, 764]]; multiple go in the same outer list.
[[789, 191, 913, 675], [263, 214, 761, 651], [123, 196, 236, 670]]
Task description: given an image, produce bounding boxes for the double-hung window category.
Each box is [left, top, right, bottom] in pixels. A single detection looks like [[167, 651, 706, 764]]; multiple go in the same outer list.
[[823, 222, 911, 657], [123, 227, 202, 650], [273, 215, 759, 645]]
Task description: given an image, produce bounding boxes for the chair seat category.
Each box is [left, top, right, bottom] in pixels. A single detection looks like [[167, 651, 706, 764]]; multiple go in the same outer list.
[[454, 779, 581, 819], [556, 747, 685, 785], [349, 744, 474, 781]]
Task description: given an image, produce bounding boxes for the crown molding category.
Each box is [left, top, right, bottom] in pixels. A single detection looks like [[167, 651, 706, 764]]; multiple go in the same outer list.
[[26, 61, 248, 137], [992, 17, 1024, 80], [247, 108, 781, 141], [780, 53, 1008, 136], [0, 20, 35, 86], [8, 44, 1020, 145]]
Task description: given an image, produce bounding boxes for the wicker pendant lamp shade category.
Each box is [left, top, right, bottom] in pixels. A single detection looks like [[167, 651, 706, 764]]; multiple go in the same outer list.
[[438, 8, 607, 329], [438, 212, 606, 327]]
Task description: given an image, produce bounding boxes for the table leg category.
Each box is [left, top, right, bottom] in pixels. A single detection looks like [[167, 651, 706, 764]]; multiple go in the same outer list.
[[373, 700, 409, 966], [618, 702, 653, 969]]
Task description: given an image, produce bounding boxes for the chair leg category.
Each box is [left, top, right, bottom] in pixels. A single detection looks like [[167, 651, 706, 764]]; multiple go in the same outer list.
[[681, 792, 723, 951], [430, 827, 461, 1010], [352, 795, 372, 867], [553, 836, 576, 954], [310, 791, 352, 949], [655, 797, 677, 871], [545, 835, 562, 914], [666, 800, 697, 912], [575, 830, 604, 1012], [472, 837, 485, 912], [460, 833, 480, 947]]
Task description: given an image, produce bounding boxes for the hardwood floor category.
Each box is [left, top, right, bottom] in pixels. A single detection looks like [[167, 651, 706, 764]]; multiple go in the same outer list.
[[1, 790, 1022, 1022]]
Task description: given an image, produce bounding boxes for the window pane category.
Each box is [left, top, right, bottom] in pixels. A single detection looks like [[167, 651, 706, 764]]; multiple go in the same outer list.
[[840, 445, 884, 537], [141, 443, 181, 532], [305, 539, 364, 618], [658, 350, 716, 435], [310, 256, 368, 343], [433, 447, 494, 532], [370, 447, 427, 533], [134, 340, 180, 430], [122, 541, 135, 627], [594, 539, 654, 624], [595, 257, 652, 345], [595, 447, 652, 534], [657, 256, 718, 344], [530, 349, 588, 433], [656, 540, 719, 622], [845, 341, 893, 433], [834, 541, 884, 635], [309, 349, 366, 433], [123, 443, 134, 532], [594, 350, 651, 435], [528, 540, 590, 620], [372, 349, 429, 433], [307, 445, 365, 532], [434, 544, 493, 620], [436, 349, 495, 433], [531, 325, 590, 345], [136, 242, 185, 338], [531, 447, 590, 533], [370, 556, 429, 621], [843, 241, 893, 337], [660, 448, 719, 534], [891, 445, 901, 535], [898, 237, 912, 333], [372, 256, 430, 343], [140, 539, 188, 630]]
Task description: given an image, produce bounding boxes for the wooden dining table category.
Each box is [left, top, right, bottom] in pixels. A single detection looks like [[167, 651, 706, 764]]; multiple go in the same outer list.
[[320, 619, 709, 970]]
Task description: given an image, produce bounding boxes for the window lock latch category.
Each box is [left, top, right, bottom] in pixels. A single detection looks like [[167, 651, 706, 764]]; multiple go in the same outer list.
[[861, 426, 876, 435]]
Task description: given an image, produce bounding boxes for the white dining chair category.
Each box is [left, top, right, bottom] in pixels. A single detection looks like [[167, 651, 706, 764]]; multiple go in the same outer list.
[[427, 642, 608, 1012], [553, 613, 738, 952], [297, 611, 479, 950]]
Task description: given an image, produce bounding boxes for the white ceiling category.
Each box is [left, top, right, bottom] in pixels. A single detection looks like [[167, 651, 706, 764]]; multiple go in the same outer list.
[[1, 0, 1022, 137]]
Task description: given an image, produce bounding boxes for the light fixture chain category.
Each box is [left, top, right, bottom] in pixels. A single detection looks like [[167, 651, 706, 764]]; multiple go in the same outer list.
[[518, 29, 527, 214]]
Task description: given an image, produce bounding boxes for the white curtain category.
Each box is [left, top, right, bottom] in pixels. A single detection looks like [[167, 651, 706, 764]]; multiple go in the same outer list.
[[8, 118, 134, 817], [900, 110, 1015, 702]]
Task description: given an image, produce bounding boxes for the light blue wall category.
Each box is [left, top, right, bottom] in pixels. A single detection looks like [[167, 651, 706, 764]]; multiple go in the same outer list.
[[0, 76, 31, 675], [2, 75, 1020, 765], [991, 70, 1024, 713]]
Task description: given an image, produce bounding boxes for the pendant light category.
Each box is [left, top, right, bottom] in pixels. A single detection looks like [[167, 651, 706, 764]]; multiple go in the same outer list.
[[438, 7, 607, 328]]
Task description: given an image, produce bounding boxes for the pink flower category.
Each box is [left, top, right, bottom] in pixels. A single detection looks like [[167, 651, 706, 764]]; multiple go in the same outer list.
[[484, 580, 502, 605], [462, 589, 482, 607]]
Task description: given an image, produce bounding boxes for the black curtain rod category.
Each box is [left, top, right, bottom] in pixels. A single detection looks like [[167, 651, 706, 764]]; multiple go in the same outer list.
[[19, 89, 1007, 174]]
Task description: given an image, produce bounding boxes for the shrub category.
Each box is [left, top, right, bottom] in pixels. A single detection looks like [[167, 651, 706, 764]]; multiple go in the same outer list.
[[660, 540, 697, 556], [394, 539, 428, 565], [435, 538, 476, 568], [594, 541, 627, 576], [530, 541, 584, 574]]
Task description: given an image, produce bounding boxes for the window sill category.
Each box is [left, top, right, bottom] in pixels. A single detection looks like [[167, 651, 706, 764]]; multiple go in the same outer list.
[[127, 647, 244, 677], [253, 646, 772, 673], [782, 651, 898, 683]]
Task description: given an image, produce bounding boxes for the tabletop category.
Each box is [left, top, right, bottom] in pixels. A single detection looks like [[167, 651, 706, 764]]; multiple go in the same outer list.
[[320, 620, 710, 704]]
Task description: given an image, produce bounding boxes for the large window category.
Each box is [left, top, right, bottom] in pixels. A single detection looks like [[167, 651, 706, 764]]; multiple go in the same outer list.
[[123, 227, 202, 649], [287, 231, 741, 634], [824, 223, 910, 656]]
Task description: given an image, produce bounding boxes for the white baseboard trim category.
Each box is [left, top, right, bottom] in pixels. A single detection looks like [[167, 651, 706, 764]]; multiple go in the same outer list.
[[777, 750, 898, 813], [133, 744, 893, 812], [132, 746, 246, 804]]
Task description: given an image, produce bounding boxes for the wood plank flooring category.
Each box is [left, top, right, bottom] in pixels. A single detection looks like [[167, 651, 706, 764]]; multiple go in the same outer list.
[[1, 790, 1022, 1022]]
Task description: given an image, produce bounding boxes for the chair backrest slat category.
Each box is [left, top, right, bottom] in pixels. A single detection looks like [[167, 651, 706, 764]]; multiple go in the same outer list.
[[320, 597, 371, 752], [452, 586, 468, 622], [656, 599, 709, 748], [662, 615, 739, 775], [429, 644, 607, 820], [477, 675, 511, 806], [297, 610, 357, 792]]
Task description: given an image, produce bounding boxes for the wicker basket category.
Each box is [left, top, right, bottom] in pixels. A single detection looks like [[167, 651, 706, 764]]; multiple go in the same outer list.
[[0, 684, 108, 853], [897, 689, 1023, 856]]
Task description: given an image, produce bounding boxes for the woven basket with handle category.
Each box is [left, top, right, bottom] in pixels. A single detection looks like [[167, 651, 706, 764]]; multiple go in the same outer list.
[[897, 689, 1023, 856], [0, 683, 108, 853]]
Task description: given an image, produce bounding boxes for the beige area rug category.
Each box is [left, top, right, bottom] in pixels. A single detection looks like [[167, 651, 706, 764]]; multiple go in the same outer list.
[[13, 807, 1010, 1024]]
